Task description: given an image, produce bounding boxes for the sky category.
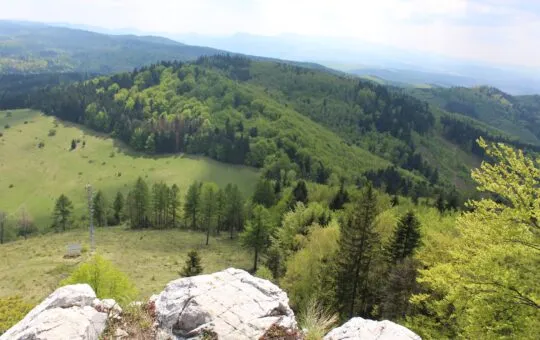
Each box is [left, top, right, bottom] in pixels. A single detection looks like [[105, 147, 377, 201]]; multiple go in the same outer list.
[[1, 0, 539, 68]]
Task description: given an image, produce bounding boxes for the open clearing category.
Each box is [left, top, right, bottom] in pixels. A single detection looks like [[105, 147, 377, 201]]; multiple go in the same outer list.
[[0, 109, 259, 228], [0, 227, 252, 303]]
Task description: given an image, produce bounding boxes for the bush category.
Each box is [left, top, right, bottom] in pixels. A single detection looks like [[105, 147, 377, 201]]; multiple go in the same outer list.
[[38, 141, 45, 148], [61, 254, 138, 303], [48, 129, 56, 137], [3, 124, 9, 129], [0, 132, 3, 137], [255, 265, 274, 282], [23, 121, 28, 124], [0, 296, 33, 334], [5, 112, 12, 117], [179, 250, 203, 277]]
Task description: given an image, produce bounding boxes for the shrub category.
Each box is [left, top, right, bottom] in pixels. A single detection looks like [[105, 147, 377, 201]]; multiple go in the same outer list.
[[5, 112, 12, 117], [0, 296, 33, 334], [3, 124, 9, 129], [38, 142, 45, 148], [48, 129, 56, 137], [0, 132, 3, 137], [254, 265, 274, 282], [61, 254, 138, 304], [8, 184, 13, 188], [23, 121, 28, 124]]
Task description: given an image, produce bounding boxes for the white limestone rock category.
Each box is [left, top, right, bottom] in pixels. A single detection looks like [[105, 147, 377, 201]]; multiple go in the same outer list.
[[154, 268, 297, 340], [324, 317, 421, 340], [1, 284, 108, 340]]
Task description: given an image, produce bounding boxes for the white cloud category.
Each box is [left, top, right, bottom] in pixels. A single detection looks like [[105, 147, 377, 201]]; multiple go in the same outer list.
[[0, 0, 538, 67]]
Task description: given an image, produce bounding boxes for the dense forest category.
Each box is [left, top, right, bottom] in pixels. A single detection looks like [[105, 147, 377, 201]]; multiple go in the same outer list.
[[0, 45, 538, 339]]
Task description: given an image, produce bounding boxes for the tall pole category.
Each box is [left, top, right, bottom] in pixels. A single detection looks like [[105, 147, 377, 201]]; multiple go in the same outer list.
[[86, 184, 94, 251]]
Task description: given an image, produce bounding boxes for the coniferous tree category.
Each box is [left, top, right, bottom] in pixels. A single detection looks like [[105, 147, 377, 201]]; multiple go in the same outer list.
[[113, 191, 124, 225], [70, 139, 77, 150], [387, 211, 422, 263], [391, 195, 399, 207], [169, 184, 180, 227], [252, 179, 275, 208], [128, 177, 150, 229], [180, 250, 203, 277], [215, 188, 226, 235], [52, 194, 74, 232], [330, 179, 349, 210], [92, 190, 108, 227], [225, 183, 244, 239], [292, 180, 308, 205], [435, 195, 446, 214], [241, 205, 273, 271], [335, 184, 379, 319], [200, 183, 217, 245], [152, 182, 169, 228], [184, 181, 201, 229]]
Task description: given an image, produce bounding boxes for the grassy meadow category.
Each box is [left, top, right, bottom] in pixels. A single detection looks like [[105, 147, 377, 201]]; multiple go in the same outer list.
[[0, 227, 252, 303], [0, 109, 259, 229]]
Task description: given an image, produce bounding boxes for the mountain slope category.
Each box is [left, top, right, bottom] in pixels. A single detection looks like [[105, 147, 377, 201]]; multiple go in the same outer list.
[[408, 86, 540, 145], [0, 21, 223, 74]]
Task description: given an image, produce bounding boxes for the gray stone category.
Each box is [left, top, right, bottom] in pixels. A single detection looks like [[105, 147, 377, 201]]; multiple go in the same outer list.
[[324, 317, 421, 340], [1, 284, 108, 340], [154, 268, 297, 340]]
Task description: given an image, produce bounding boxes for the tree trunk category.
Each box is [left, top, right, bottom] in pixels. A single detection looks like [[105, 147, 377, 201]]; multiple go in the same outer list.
[[253, 248, 259, 272], [206, 227, 210, 246]]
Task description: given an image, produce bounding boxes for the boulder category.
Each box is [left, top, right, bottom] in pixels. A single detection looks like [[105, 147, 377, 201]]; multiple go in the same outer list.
[[324, 317, 421, 340], [154, 268, 297, 340], [1, 284, 108, 340]]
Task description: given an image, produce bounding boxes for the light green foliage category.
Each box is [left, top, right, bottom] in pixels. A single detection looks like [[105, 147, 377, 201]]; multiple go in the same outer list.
[[254, 265, 274, 282], [241, 205, 273, 271], [0, 296, 33, 334], [200, 183, 218, 245], [0, 110, 258, 229], [281, 221, 340, 310], [61, 254, 138, 303], [299, 298, 339, 340], [409, 139, 540, 339]]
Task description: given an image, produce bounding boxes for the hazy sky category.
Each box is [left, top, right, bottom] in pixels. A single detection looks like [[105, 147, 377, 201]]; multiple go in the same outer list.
[[1, 0, 539, 67]]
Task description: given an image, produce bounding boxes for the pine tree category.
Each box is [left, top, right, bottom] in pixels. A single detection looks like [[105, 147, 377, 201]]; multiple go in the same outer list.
[[252, 179, 275, 208], [169, 184, 180, 227], [241, 205, 273, 271], [184, 181, 201, 229], [113, 191, 124, 225], [387, 211, 422, 263], [335, 184, 379, 318], [93, 190, 108, 227], [52, 194, 74, 232], [180, 250, 203, 277], [200, 183, 217, 245]]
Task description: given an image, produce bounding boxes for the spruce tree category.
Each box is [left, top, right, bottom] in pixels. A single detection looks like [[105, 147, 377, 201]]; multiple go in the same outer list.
[[52, 194, 74, 232], [252, 179, 275, 208], [335, 184, 379, 318], [387, 211, 422, 263], [184, 181, 201, 229], [113, 191, 124, 225], [180, 250, 203, 277], [292, 180, 308, 205], [330, 180, 349, 210]]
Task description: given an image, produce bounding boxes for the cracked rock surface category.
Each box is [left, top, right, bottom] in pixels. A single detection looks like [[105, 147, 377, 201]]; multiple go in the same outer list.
[[154, 268, 297, 340], [324, 317, 421, 340], [1, 284, 108, 340]]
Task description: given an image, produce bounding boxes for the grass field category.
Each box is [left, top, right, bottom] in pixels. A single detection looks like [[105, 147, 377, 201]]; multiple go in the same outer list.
[[0, 109, 259, 229], [0, 227, 252, 303]]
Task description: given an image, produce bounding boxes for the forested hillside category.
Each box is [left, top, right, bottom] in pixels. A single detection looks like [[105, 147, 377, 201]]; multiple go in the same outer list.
[[0, 21, 222, 74], [409, 85, 540, 145]]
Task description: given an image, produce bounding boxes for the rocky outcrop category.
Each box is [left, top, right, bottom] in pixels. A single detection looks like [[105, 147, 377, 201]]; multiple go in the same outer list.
[[1, 284, 112, 340], [324, 317, 421, 340], [153, 268, 297, 340], [3, 269, 422, 340]]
